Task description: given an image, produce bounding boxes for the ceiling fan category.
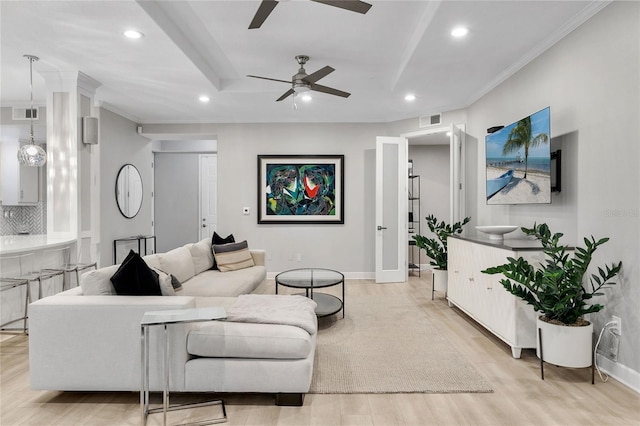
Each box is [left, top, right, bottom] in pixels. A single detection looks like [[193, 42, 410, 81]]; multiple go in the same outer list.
[[249, 0, 372, 29], [247, 55, 351, 102]]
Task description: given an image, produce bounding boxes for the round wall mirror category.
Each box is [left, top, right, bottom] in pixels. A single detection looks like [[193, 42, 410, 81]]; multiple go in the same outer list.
[[115, 164, 143, 218]]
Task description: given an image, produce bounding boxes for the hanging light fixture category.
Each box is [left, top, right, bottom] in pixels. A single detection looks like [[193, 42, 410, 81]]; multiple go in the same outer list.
[[17, 54, 46, 167]]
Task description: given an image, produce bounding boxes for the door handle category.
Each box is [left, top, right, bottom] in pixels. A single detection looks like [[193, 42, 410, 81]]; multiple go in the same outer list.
[[377, 226, 387, 230], [202, 224, 207, 228]]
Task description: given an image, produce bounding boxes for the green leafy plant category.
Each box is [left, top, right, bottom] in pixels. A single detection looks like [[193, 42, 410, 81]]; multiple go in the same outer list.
[[413, 215, 471, 270], [482, 223, 622, 325]]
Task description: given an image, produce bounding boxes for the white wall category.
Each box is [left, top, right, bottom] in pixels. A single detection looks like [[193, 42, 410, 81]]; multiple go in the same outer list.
[[141, 122, 396, 277], [98, 108, 153, 266], [465, 2, 639, 381], [213, 122, 386, 276]]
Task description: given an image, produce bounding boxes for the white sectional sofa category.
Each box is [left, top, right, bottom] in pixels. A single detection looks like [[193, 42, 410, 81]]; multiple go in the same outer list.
[[28, 238, 317, 406]]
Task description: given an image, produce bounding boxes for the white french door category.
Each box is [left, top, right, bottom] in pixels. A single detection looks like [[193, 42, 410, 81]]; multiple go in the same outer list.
[[375, 136, 407, 283], [199, 154, 217, 240]]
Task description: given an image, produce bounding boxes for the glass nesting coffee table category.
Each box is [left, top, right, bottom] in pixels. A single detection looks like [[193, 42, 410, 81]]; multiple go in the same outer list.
[[275, 268, 344, 318]]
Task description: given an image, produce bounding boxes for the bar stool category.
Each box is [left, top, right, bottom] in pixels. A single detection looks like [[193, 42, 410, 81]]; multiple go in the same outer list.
[[0, 254, 34, 333], [0, 279, 31, 333], [42, 243, 98, 291], [37, 248, 69, 298], [73, 239, 98, 287]]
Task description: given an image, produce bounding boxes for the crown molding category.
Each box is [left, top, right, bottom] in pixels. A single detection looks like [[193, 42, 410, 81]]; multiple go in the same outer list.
[[95, 101, 141, 124], [465, 0, 611, 108]]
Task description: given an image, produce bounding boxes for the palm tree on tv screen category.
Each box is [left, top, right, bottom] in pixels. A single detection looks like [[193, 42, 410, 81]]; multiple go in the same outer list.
[[502, 116, 549, 178]]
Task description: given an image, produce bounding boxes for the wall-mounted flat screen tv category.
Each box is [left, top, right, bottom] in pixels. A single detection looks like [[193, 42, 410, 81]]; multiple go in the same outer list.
[[486, 106, 551, 204]]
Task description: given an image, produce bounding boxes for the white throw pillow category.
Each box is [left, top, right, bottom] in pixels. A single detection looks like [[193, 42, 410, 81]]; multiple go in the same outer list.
[[142, 253, 161, 270], [157, 246, 195, 283], [150, 267, 176, 296], [80, 264, 119, 295], [186, 238, 214, 275]]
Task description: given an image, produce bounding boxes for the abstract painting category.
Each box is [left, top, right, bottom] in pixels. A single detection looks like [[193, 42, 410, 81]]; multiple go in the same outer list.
[[257, 155, 344, 224]]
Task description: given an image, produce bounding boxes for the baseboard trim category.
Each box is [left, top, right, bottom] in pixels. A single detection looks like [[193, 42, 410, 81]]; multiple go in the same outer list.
[[596, 354, 640, 393]]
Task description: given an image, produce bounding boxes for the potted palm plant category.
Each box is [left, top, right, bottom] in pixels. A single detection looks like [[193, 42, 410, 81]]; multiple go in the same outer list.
[[413, 215, 471, 293], [482, 223, 622, 368]]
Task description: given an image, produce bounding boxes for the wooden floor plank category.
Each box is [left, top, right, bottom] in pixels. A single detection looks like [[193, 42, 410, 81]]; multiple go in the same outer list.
[[1, 276, 639, 426]]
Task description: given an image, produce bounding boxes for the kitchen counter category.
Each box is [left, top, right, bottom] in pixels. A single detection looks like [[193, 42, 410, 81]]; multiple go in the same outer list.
[[0, 234, 76, 255]]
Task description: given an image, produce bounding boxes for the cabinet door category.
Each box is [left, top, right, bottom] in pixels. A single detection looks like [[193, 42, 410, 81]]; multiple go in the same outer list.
[[19, 165, 38, 203], [447, 237, 466, 304], [474, 245, 511, 337], [1, 139, 39, 205], [448, 238, 483, 310]]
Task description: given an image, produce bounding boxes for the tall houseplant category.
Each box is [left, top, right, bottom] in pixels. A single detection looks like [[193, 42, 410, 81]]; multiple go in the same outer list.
[[413, 215, 471, 293], [413, 215, 471, 270], [482, 223, 622, 368]]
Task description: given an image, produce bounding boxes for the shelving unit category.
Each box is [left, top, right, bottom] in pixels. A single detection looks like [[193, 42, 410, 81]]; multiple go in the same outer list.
[[408, 175, 420, 276]]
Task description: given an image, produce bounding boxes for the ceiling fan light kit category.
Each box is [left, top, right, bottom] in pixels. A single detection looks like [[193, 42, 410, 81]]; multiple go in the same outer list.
[[248, 54, 351, 102]]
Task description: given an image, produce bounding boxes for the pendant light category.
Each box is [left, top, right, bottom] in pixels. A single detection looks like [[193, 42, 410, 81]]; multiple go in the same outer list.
[[17, 54, 46, 167]]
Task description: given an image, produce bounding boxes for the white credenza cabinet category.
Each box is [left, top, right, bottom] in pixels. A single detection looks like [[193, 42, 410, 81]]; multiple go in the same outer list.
[[447, 236, 545, 358]]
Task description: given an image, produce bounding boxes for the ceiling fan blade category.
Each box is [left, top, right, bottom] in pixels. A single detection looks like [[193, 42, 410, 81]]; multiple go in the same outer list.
[[310, 83, 351, 98], [303, 66, 335, 84], [249, 0, 279, 29], [311, 0, 372, 14], [247, 75, 291, 84], [276, 89, 295, 102]]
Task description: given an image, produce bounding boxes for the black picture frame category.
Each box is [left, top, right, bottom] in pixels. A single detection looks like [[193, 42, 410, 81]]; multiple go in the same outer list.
[[257, 155, 344, 224]]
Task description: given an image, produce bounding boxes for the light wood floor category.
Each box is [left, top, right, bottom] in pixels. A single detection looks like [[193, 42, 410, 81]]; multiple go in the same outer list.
[[1, 276, 638, 426]]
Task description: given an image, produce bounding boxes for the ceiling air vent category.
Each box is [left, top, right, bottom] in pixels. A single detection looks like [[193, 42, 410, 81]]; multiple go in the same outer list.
[[12, 107, 39, 121], [419, 113, 441, 128]]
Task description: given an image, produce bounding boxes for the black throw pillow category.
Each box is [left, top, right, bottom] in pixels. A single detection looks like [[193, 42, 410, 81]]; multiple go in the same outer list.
[[110, 250, 162, 296], [211, 232, 235, 270]]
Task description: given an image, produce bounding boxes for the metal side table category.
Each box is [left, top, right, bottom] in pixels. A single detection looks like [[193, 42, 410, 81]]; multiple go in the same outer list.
[[141, 307, 227, 426], [114, 235, 156, 264]]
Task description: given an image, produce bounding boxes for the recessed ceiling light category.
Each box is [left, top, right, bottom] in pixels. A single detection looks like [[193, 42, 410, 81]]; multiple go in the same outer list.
[[301, 94, 312, 102], [451, 26, 469, 38], [404, 94, 416, 102], [199, 95, 210, 103], [123, 30, 144, 39]]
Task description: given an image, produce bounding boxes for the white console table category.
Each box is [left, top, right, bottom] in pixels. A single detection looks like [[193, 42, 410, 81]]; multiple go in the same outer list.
[[447, 235, 546, 358]]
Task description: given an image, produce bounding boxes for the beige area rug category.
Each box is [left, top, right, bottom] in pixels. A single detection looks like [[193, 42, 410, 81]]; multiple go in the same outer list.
[[309, 295, 493, 394]]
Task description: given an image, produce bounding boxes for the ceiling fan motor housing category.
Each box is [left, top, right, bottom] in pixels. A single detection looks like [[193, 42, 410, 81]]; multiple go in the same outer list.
[[293, 55, 311, 92]]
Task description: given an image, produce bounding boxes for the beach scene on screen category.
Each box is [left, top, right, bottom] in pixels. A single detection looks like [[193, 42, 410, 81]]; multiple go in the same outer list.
[[485, 107, 551, 205]]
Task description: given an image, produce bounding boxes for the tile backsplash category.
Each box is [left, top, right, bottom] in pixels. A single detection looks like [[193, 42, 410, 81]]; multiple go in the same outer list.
[[0, 202, 46, 235]]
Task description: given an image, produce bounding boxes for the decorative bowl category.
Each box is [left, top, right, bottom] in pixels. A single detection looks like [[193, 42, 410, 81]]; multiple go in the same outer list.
[[475, 225, 518, 240]]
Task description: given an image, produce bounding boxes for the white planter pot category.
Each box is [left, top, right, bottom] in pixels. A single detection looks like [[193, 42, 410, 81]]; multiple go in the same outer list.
[[432, 269, 448, 293], [536, 317, 593, 368]]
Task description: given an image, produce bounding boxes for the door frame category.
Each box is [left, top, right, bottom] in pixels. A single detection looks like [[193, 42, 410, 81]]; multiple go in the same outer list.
[[401, 123, 466, 224]]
